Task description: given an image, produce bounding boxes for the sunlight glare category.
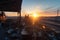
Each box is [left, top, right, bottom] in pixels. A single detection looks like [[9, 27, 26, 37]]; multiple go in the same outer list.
[[33, 13, 37, 17]]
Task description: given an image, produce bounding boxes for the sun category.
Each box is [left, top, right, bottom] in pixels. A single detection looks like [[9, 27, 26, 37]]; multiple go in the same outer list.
[[32, 13, 38, 18]]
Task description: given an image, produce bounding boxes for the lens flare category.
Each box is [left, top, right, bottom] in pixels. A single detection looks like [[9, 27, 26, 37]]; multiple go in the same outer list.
[[33, 13, 37, 17], [32, 13, 38, 18], [31, 13, 39, 25]]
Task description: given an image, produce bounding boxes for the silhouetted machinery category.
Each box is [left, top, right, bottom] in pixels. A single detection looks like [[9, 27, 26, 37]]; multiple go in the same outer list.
[[0, 0, 22, 12], [0, 0, 22, 27], [0, 0, 22, 21], [0, 0, 23, 40]]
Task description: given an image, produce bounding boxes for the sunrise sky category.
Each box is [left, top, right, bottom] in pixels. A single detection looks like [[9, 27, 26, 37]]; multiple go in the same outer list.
[[5, 0, 60, 16]]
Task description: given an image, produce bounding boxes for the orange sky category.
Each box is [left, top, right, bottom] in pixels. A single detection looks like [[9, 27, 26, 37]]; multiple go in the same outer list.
[[3, 0, 60, 17], [5, 10, 59, 17], [5, 12, 18, 16]]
